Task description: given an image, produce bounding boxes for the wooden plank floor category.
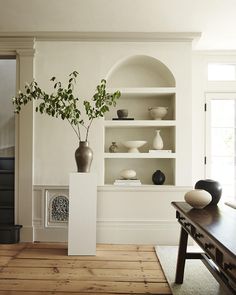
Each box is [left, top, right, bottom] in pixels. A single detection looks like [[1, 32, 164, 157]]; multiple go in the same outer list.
[[0, 243, 172, 294]]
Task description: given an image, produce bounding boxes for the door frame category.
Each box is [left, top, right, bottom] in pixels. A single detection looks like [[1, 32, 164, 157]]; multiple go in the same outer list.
[[0, 38, 35, 241]]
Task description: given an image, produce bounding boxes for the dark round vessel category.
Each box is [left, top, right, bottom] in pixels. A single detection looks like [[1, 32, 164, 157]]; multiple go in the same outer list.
[[152, 170, 165, 185], [194, 179, 222, 206], [117, 109, 128, 118]]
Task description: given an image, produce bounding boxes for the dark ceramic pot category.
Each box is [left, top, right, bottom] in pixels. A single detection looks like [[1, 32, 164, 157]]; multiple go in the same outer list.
[[152, 170, 165, 185], [75, 141, 93, 172], [117, 109, 128, 118], [194, 179, 222, 206]]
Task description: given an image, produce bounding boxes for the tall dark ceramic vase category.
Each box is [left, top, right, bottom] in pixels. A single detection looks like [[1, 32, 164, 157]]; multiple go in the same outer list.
[[75, 141, 93, 172], [194, 179, 222, 206]]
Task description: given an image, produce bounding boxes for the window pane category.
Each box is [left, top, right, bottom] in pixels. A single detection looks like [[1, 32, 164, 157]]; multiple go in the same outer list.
[[208, 64, 236, 81], [209, 98, 236, 201], [211, 128, 234, 156], [211, 156, 234, 184], [211, 100, 234, 127]]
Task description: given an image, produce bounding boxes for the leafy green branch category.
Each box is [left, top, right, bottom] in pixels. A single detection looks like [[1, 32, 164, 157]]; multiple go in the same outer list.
[[12, 71, 121, 142]]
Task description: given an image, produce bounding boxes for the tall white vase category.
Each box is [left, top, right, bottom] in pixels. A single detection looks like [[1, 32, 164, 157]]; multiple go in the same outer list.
[[153, 129, 163, 150]]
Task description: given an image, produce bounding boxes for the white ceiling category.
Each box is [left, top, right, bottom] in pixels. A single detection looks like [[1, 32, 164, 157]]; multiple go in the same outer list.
[[0, 0, 236, 50]]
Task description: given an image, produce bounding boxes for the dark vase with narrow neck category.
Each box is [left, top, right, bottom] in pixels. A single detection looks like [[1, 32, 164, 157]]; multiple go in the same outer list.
[[75, 141, 93, 172]]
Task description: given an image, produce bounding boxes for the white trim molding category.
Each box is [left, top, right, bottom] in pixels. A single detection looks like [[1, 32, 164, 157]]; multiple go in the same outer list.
[[97, 218, 180, 245], [0, 37, 35, 54], [0, 32, 201, 42], [33, 218, 181, 245]]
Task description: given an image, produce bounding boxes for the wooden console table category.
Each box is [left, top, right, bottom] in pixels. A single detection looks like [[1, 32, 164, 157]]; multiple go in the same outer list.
[[172, 202, 236, 294]]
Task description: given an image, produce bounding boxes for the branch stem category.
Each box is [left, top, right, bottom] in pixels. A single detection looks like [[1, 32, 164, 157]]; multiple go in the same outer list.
[[85, 118, 94, 141], [67, 119, 80, 141]]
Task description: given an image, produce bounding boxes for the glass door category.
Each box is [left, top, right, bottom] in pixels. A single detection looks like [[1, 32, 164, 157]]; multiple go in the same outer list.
[[205, 93, 236, 201]]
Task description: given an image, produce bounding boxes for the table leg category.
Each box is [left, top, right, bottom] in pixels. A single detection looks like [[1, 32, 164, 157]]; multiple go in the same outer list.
[[175, 226, 189, 284]]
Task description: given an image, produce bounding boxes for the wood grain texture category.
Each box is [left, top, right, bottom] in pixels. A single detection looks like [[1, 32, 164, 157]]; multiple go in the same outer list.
[[0, 243, 171, 294]]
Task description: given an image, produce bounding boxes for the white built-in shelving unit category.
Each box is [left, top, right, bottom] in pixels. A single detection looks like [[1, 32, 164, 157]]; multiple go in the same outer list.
[[104, 55, 176, 186]]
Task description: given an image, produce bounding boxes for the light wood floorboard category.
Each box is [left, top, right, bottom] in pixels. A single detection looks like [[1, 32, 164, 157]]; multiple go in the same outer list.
[[0, 243, 171, 294]]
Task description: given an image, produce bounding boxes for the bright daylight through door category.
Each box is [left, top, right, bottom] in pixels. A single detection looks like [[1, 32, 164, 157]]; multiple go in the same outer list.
[[206, 63, 236, 201], [206, 97, 236, 201]]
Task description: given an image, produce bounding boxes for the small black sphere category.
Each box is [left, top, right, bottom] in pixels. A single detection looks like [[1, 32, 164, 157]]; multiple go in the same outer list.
[[152, 170, 165, 185]]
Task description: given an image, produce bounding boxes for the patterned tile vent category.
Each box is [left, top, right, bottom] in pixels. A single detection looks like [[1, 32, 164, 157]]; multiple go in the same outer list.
[[50, 195, 69, 222], [46, 190, 69, 227]]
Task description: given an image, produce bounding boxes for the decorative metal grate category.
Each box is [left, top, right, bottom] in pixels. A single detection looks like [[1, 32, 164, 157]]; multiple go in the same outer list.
[[46, 190, 69, 227], [50, 195, 69, 222]]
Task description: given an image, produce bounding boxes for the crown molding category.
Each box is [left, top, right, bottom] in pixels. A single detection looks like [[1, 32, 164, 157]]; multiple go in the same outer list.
[[0, 37, 35, 54], [0, 32, 201, 42], [193, 49, 236, 55]]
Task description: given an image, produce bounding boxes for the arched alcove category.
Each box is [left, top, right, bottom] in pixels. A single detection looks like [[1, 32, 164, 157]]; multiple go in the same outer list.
[[107, 55, 175, 88]]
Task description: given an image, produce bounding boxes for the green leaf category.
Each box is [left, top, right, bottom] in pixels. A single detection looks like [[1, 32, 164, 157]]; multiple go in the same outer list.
[[11, 70, 120, 141]]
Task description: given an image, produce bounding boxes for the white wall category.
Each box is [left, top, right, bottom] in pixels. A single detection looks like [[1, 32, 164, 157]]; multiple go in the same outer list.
[[0, 59, 16, 155], [33, 40, 192, 186], [31, 43, 236, 244], [29, 39, 193, 244]]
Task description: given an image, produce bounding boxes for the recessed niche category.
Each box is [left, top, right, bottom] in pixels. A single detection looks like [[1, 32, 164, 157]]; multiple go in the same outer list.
[[103, 54, 176, 187], [105, 158, 175, 185], [107, 55, 175, 88], [105, 92, 175, 120], [105, 126, 175, 153]]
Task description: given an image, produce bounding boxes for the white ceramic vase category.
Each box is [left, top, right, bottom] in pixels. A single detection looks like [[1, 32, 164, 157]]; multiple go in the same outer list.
[[184, 189, 212, 209], [153, 130, 163, 150]]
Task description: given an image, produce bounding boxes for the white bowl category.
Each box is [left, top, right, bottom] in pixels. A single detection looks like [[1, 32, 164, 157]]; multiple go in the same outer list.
[[148, 107, 168, 120], [122, 141, 147, 153], [184, 189, 212, 209], [120, 169, 137, 179]]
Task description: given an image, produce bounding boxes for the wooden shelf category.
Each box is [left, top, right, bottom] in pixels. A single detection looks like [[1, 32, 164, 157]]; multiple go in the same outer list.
[[101, 185, 190, 191], [107, 87, 176, 95], [104, 152, 176, 159], [104, 120, 176, 127]]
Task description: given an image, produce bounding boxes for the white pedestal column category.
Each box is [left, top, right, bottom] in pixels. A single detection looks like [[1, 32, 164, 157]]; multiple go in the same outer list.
[[68, 173, 97, 255]]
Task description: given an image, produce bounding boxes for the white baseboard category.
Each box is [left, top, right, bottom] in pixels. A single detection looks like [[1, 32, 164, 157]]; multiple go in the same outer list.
[[97, 219, 180, 245], [33, 219, 181, 245], [34, 227, 68, 242]]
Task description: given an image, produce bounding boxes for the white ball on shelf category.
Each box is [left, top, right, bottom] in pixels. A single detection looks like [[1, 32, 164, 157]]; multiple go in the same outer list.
[[120, 169, 137, 179], [184, 189, 212, 209]]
